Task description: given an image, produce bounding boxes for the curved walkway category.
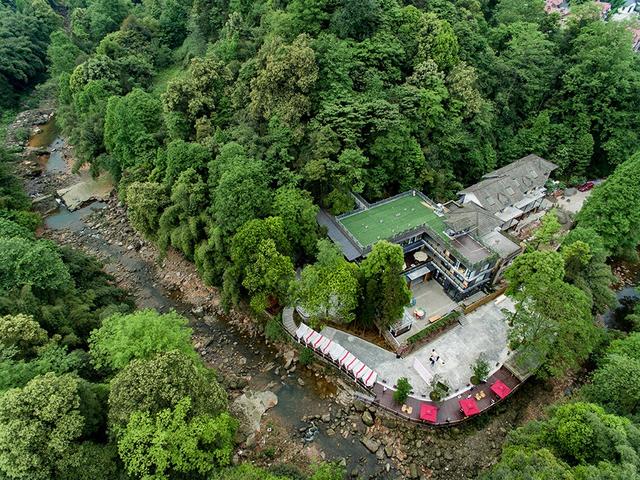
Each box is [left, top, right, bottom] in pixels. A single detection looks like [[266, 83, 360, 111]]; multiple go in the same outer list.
[[281, 308, 523, 426]]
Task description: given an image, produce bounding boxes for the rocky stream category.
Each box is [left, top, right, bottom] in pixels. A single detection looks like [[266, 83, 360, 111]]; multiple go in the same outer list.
[[9, 110, 578, 480]]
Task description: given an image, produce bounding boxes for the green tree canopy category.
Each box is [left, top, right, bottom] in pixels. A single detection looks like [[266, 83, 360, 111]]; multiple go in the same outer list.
[[577, 152, 640, 258], [505, 251, 601, 377], [125, 181, 169, 239], [359, 241, 411, 327], [0, 314, 48, 359], [108, 350, 227, 431], [212, 158, 272, 237], [89, 309, 196, 372], [561, 227, 616, 314], [295, 239, 360, 325], [0, 237, 72, 296], [0, 373, 85, 480], [118, 397, 237, 479], [104, 88, 165, 178], [272, 186, 320, 258], [250, 34, 318, 129], [47, 30, 83, 79]]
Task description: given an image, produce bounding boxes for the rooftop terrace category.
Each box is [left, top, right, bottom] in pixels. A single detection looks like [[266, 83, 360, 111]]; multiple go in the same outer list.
[[338, 194, 446, 248]]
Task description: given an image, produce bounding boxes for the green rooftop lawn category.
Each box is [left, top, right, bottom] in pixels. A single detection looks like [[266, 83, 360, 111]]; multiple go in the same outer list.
[[339, 195, 446, 248]]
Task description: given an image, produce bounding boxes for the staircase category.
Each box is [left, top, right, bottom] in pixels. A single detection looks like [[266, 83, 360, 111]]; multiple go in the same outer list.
[[282, 307, 297, 336]]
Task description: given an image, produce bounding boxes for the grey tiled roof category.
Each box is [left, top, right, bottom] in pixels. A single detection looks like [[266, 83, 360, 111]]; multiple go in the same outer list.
[[443, 202, 502, 237], [459, 155, 557, 214]]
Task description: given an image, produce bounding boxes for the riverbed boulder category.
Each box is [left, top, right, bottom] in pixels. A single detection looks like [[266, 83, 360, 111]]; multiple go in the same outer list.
[[361, 437, 380, 453], [231, 390, 278, 434], [353, 399, 366, 412], [362, 410, 374, 427], [283, 349, 296, 369], [57, 173, 114, 211]]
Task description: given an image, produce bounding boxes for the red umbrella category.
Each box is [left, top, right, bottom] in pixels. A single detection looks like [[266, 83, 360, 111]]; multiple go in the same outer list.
[[459, 398, 480, 416], [419, 403, 438, 424], [490, 380, 512, 399]]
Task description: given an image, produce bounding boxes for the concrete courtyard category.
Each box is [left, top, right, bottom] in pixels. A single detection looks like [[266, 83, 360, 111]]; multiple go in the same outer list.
[[556, 188, 593, 214], [320, 296, 515, 398], [395, 280, 458, 345]]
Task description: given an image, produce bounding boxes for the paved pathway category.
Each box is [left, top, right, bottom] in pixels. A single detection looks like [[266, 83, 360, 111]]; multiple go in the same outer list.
[[321, 297, 514, 397], [282, 301, 524, 427], [282, 307, 296, 334]]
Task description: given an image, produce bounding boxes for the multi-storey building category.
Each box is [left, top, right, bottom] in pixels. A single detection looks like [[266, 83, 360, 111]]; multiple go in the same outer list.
[[318, 155, 557, 301]]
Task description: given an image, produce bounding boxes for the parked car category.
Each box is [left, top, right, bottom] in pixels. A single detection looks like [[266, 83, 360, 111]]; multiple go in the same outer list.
[[578, 181, 595, 192]]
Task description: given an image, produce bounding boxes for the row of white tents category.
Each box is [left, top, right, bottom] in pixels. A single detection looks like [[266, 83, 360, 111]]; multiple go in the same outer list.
[[294, 323, 378, 389]]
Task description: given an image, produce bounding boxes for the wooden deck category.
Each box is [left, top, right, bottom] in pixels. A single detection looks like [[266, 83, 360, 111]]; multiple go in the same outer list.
[[371, 366, 522, 426]]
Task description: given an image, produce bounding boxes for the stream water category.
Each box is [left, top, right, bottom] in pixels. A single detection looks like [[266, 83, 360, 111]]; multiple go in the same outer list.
[[45, 137, 67, 174], [27, 118, 58, 148], [41, 140, 385, 477]]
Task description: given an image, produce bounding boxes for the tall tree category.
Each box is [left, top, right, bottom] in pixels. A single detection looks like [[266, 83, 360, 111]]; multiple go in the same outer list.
[[108, 351, 227, 431], [89, 309, 196, 372], [272, 186, 320, 258], [0, 373, 85, 480], [505, 251, 600, 377], [295, 239, 360, 325], [211, 159, 272, 237], [577, 152, 640, 258], [250, 34, 318, 130], [242, 239, 295, 312], [559, 21, 640, 172], [118, 398, 236, 479], [359, 241, 411, 328], [561, 227, 616, 314], [103, 88, 164, 178], [162, 53, 231, 140]]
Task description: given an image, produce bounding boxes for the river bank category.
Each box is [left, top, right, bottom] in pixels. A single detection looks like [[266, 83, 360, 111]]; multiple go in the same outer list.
[[9, 108, 576, 480]]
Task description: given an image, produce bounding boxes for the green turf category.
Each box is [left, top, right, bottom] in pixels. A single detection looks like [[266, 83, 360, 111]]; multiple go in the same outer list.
[[339, 195, 446, 248]]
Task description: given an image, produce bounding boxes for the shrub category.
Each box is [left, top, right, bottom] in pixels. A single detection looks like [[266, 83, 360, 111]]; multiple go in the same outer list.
[[265, 316, 285, 343], [299, 347, 314, 366], [429, 375, 450, 401], [393, 377, 412, 404], [15, 127, 30, 143], [407, 310, 461, 345], [472, 355, 490, 384]]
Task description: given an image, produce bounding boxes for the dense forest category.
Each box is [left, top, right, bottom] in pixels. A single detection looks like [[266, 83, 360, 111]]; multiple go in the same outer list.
[[2, 0, 640, 478], [32, 0, 640, 318], [0, 145, 343, 478]]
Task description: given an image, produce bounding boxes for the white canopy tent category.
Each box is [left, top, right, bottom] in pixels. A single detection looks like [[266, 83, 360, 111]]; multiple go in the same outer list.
[[295, 323, 312, 340], [292, 322, 378, 390], [355, 364, 371, 380], [328, 344, 346, 361], [348, 359, 365, 376], [313, 335, 330, 351], [320, 339, 334, 355], [339, 351, 355, 367], [304, 330, 320, 346], [364, 370, 378, 387]]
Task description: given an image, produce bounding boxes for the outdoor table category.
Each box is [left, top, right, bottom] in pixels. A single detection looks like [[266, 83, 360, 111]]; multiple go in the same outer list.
[[419, 403, 438, 424], [490, 380, 512, 399], [459, 398, 480, 416]]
